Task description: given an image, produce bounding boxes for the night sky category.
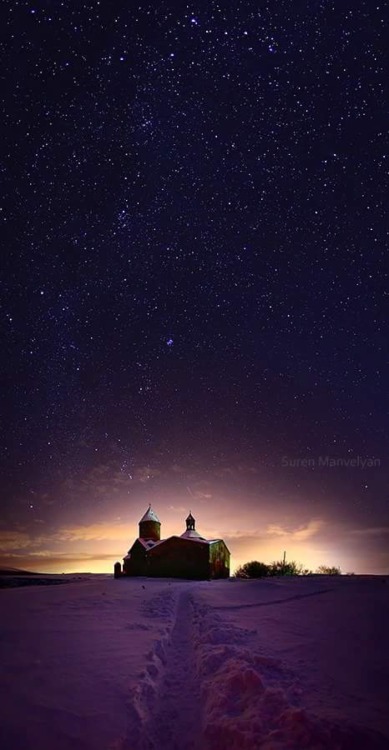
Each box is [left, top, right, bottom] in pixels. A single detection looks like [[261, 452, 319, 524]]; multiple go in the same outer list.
[[1, 1, 388, 574]]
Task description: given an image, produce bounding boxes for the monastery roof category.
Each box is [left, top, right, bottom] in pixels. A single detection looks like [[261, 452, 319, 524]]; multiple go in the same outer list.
[[125, 535, 228, 561], [139, 505, 160, 524], [180, 528, 206, 541], [149, 535, 223, 548], [138, 538, 162, 549]]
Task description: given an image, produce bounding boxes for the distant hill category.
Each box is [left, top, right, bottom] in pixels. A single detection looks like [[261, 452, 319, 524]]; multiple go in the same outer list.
[[0, 567, 42, 576]]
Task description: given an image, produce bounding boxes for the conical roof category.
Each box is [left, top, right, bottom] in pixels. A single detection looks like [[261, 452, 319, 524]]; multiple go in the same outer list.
[[139, 505, 160, 524]]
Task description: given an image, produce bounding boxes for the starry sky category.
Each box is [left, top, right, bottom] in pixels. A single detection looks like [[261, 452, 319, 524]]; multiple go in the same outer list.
[[1, 1, 388, 574]]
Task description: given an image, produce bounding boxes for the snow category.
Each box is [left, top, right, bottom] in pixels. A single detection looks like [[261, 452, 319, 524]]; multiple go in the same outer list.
[[139, 506, 160, 524], [180, 528, 206, 540], [137, 538, 162, 549], [0, 575, 388, 749]]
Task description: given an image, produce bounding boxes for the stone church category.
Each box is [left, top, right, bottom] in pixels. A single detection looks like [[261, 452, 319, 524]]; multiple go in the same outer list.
[[114, 505, 230, 579]]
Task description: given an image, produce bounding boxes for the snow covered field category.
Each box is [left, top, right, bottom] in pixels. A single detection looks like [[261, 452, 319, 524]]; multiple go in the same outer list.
[[0, 575, 388, 749]]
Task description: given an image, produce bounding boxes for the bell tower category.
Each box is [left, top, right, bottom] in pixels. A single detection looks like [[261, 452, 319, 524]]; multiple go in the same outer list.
[[185, 511, 196, 531], [139, 505, 161, 541]]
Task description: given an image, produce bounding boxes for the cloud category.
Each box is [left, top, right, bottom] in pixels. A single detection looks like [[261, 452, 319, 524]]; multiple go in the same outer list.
[[221, 530, 263, 540], [350, 526, 389, 537], [219, 520, 327, 563], [0, 520, 133, 553], [29, 551, 117, 561], [0, 530, 45, 551], [265, 519, 325, 541], [57, 522, 132, 542], [222, 520, 325, 546], [0, 551, 117, 572], [222, 533, 262, 551]]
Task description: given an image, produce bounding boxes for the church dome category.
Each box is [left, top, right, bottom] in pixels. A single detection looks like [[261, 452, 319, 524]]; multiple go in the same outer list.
[[139, 505, 161, 542], [139, 505, 160, 524]]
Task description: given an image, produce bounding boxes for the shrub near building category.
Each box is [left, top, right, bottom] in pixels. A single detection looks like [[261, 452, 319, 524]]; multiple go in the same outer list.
[[235, 560, 344, 578]]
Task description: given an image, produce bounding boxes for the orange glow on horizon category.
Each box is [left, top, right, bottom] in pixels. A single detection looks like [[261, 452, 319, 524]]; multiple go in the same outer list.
[[0, 497, 386, 575]]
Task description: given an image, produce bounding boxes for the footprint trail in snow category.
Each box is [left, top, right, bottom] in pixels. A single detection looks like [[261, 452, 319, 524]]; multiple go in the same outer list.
[[141, 590, 202, 750]]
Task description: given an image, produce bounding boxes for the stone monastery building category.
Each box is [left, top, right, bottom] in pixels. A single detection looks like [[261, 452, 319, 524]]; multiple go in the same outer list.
[[115, 505, 230, 579]]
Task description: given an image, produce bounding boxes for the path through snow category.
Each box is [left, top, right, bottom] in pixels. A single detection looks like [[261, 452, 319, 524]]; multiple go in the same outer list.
[[141, 590, 202, 750]]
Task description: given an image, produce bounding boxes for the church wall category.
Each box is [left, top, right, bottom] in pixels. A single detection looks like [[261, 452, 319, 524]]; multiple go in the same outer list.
[[148, 537, 210, 579], [209, 541, 230, 578], [123, 539, 148, 576]]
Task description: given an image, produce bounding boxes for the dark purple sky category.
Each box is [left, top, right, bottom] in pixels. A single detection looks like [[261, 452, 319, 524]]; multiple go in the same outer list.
[[1, 1, 387, 573]]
